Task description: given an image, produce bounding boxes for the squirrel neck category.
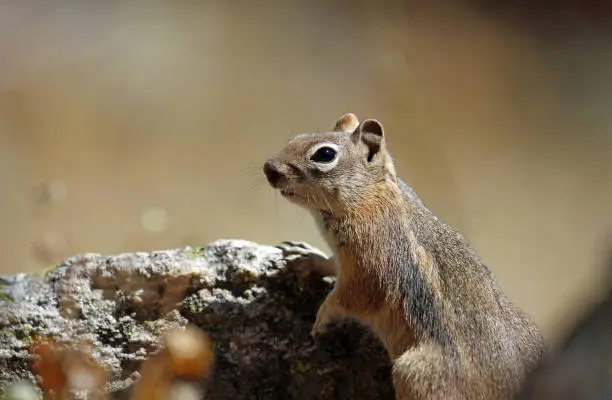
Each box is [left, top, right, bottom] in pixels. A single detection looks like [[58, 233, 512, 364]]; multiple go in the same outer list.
[[321, 179, 409, 248]]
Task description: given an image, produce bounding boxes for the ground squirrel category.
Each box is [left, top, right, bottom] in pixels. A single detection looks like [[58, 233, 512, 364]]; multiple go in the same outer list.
[[263, 113, 545, 399]]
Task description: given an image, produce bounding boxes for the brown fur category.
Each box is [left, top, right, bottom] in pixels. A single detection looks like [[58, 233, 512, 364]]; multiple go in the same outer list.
[[264, 113, 545, 399]]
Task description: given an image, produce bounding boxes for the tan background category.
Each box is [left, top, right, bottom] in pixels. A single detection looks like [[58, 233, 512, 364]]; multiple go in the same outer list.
[[1, 1, 611, 344]]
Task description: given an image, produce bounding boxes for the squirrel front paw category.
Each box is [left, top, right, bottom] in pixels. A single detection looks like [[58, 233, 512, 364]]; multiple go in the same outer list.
[[311, 313, 334, 339], [275, 241, 336, 277], [310, 294, 340, 339], [311, 308, 333, 339]]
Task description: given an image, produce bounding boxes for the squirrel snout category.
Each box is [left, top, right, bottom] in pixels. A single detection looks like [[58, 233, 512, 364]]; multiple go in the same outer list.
[[263, 161, 283, 188]]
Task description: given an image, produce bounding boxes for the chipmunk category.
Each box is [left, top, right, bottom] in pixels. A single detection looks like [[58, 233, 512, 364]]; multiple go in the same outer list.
[[263, 113, 545, 399]]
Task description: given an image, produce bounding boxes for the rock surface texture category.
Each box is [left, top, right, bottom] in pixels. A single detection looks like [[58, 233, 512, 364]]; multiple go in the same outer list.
[[0, 239, 394, 399]]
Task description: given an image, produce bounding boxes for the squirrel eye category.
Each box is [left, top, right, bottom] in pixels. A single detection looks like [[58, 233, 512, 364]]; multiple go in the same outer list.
[[310, 146, 337, 163]]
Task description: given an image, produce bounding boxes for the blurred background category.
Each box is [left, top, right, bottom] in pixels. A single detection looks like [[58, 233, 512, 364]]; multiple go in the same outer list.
[[0, 0, 611, 344]]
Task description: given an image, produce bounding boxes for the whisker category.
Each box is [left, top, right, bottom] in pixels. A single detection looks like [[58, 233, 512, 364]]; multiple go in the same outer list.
[[245, 176, 264, 193], [234, 163, 265, 186], [234, 161, 265, 175], [320, 192, 332, 213], [235, 160, 268, 200], [273, 189, 279, 214], [242, 169, 265, 182]]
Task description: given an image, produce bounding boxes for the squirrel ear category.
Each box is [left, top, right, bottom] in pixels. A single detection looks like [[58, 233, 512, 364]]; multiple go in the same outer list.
[[353, 119, 385, 161], [333, 113, 360, 133]]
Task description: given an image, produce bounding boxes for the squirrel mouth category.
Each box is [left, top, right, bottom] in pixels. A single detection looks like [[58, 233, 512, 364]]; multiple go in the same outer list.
[[280, 189, 295, 197]]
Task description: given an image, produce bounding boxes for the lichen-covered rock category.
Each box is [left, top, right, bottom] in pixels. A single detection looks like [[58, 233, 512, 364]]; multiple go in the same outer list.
[[0, 239, 394, 399]]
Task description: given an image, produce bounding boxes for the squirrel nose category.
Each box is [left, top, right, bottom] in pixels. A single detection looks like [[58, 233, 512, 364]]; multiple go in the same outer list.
[[263, 161, 282, 188]]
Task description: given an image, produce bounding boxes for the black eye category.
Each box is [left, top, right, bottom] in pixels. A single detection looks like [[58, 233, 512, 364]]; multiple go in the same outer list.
[[310, 146, 337, 163]]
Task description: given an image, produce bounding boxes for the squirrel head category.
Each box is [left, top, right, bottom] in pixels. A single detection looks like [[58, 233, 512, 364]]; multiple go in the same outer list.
[[263, 113, 398, 216]]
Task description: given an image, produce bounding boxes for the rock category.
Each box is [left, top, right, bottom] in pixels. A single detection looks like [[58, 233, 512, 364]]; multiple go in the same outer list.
[[0, 239, 394, 399]]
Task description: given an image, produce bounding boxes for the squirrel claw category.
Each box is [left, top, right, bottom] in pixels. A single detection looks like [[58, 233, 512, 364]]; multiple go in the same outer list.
[[275, 241, 335, 277], [311, 319, 329, 339], [276, 241, 328, 259], [310, 327, 320, 339], [311, 303, 334, 339]]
